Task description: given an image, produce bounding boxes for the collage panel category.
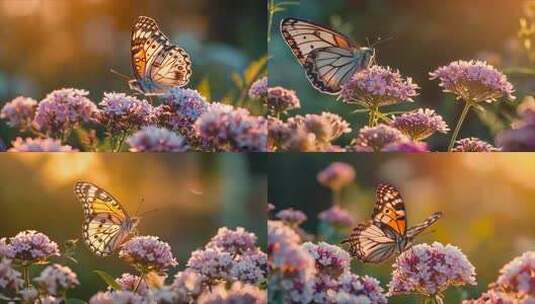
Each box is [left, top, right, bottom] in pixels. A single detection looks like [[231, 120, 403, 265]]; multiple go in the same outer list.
[[0, 0, 267, 152], [267, 0, 535, 152], [268, 153, 535, 303], [0, 153, 267, 302]]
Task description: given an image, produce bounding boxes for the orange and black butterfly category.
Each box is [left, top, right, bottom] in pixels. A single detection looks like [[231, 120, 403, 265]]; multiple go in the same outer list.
[[342, 184, 442, 263], [128, 16, 192, 94], [280, 17, 375, 95]]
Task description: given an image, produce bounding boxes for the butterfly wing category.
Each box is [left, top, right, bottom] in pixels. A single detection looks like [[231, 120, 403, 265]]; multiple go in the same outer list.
[[131, 16, 191, 93], [74, 182, 132, 256], [406, 212, 443, 239], [280, 17, 373, 94], [342, 221, 397, 263], [372, 184, 407, 236]]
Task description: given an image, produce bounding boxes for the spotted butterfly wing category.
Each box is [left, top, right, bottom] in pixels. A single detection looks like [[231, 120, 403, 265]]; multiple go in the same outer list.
[[372, 184, 407, 236], [74, 182, 137, 256], [343, 221, 398, 263], [406, 212, 443, 239], [280, 17, 374, 94], [130, 16, 191, 94]]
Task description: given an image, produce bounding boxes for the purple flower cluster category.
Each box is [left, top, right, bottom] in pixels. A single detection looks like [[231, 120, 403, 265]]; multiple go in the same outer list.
[[340, 65, 419, 107], [275, 208, 308, 226], [287, 112, 351, 145], [98, 92, 153, 132], [33, 88, 98, 137], [119, 235, 178, 273], [267, 86, 301, 115], [126, 126, 189, 152], [388, 242, 477, 297], [160, 88, 209, 133], [302, 242, 350, 278], [317, 162, 356, 191], [382, 141, 430, 152], [195, 103, 267, 152], [452, 137, 499, 152], [318, 205, 355, 227], [249, 76, 268, 100], [115, 273, 149, 295], [8, 137, 76, 152], [33, 264, 79, 296], [390, 108, 449, 140], [353, 124, 409, 152], [496, 97, 535, 151], [187, 227, 267, 286], [0, 96, 37, 130], [0, 258, 23, 290], [196, 282, 267, 304], [430, 60, 515, 103], [2, 230, 60, 265]]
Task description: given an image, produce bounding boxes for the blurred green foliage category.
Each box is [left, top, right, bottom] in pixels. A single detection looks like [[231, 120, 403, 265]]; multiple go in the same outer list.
[[270, 0, 535, 149], [0, 153, 267, 300], [268, 153, 535, 303]]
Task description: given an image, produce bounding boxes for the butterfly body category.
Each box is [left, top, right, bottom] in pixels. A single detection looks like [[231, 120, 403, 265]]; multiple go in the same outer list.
[[342, 184, 442, 263], [74, 181, 139, 256], [281, 17, 375, 94], [129, 16, 191, 95]]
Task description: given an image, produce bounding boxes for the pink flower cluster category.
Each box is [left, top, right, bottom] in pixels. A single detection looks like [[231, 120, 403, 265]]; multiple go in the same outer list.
[[161, 88, 209, 132], [390, 108, 449, 141], [126, 126, 189, 152], [353, 124, 409, 152], [318, 205, 355, 227], [206, 227, 258, 255], [8, 137, 76, 152], [98, 92, 153, 132], [267, 86, 301, 115], [340, 65, 419, 107], [196, 282, 267, 304], [275, 208, 308, 226], [317, 162, 355, 191], [496, 97, 535, 151], [249, 76, 268, 100], [430, 60, 515, 102], [119, 235, 178, 273], [388, 242, 477, 297], [0, 96, 37, 130], [34, 264, 79, 296], [195, 103, 267, 152], [452, 137, 499, 152], [1, 230, 60, 265], [0, 258, 23, 290]]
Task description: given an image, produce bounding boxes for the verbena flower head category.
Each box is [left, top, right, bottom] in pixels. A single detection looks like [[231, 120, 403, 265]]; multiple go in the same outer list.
[[390, 108, 449, 140], [388, 242, 477, 297], [249, 76, 268, 100], [20, 287, 39, 303], [119, 236, 177, 273], [462, 289, 527, 304], [197, 282, 267, 304], [268, 220, 301, 251], [0, 96, 37, 130], [8, 137, 76, 152], [496, 97, 535, 151], [39, 296, 61, 304], [267, 86, 301, 115], [34, 264, 79, 296], [206, 227, 258, 255], [318, 205, 355, 227], [353, 124, 409, 152], [302, 242, 350, 278], [186, 247, 234, 284], [162, 88, 209, 131], [89, 290, 146, 304], [126, 126, 189, 152], [7, 230, 60, 265], [452, 137, 499, 152], [382, 141, 430, 152], [0, 258, 23, 290], [341, 65, 419, 107], [230, 250, 267, 284], [33, 88, 98, 137], [195, 103, 267, 152], [286, 112, 351, 144], [495, 251, 535, 297], [275, 208, 307, 226], [115, 273, 149, 296], [335, 272, 388, 304], [98, 92, 153, 132], [430, 60, 515, 103], [317, 162, 355, 191], [267, 117, 291, 151]]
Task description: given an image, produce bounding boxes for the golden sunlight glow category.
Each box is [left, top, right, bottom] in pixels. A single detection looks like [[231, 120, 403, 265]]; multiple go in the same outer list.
[[1, 0, 41, 17]]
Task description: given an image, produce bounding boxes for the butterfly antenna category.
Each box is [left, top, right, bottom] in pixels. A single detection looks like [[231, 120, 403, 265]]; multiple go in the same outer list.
[[110, 69, 131, 81], [134, 196, 144, 217], [371, 35, 394, 48], [139, 208, 160, 217]]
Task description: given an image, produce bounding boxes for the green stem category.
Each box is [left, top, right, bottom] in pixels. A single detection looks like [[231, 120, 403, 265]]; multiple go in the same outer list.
[[23, 266, 30, 288], [114, 130, 128, 152], [448, 101, 472, 151], [333, 189, 341, 205], [368, 105, 379, 127], [268, 0, 274, 43], [133, 272, 144, 293]]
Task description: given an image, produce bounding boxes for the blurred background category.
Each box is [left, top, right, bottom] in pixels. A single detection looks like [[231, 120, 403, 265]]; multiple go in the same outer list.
[[0, 153, 267, 299], [269, 153, 535, 303], [270, 0, 535, 149], [0, 0, 266, 141]]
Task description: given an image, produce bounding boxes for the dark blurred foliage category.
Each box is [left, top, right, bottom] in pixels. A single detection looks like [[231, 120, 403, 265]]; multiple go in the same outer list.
[[270, 0, 535, 149], [268, 153, 535, 303], [0, 153, 267, 300], [0, 0, 266, 140]]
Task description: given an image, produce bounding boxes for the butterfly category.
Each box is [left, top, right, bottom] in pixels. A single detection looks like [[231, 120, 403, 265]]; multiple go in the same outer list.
[[280, 17, 375, 95], [128, 16, 192, 95], [342, 183, 442, 263], [74, 181, 140, 257]]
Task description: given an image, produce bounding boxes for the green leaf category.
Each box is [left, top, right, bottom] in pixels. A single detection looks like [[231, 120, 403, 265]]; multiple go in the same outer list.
[[243, 56, 268, 85], [94, 270, 121, 290], [231, 72, 243, 89], [197, 77, 211, 102], [65, 299, 88, 304]]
